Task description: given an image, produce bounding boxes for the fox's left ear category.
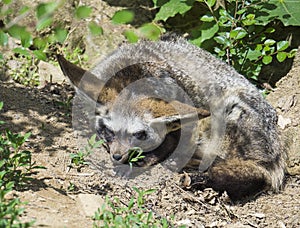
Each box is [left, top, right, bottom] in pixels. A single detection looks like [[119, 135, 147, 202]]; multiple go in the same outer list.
[[150, 107, 210, 133], [57, 55, 104, 101]]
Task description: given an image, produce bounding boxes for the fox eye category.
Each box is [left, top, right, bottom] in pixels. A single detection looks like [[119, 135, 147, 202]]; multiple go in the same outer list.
[[96, 121, 115, 143], [133, 130, 148, 141]]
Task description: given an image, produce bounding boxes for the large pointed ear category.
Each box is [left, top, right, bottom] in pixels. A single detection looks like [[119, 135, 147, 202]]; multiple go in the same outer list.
[[150, 106, 210, 134], [57, 55, 104, 101]]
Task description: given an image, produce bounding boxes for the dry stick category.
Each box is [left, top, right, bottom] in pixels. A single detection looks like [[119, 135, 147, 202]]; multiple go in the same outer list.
[[173, 183, 210, 209]]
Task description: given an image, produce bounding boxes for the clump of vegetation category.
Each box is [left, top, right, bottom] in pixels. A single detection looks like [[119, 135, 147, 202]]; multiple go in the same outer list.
[[69, 134, 103, 170], [0, 103, 45, 188], [2, 0, 298, 86], [0, 181, 33, 228], [93, 187, 179, 228], [128, 147, 145, 169], [8, 55, 40, 87], [150, 0, 299, 80], [0, 1, 95, 86], [0, 102, 44, 227]]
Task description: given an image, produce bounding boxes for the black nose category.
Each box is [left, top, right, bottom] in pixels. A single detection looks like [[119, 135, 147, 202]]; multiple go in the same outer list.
[[112, 154, 123, 161]]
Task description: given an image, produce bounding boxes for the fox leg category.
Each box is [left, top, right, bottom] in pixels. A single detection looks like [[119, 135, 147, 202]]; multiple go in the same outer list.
[[207, 158, 272, 200]]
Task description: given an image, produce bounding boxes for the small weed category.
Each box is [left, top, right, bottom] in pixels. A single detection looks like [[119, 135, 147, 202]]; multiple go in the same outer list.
[[128, 147, 145, 170], [67, 182, 78, 192], [60, 46, 88, 67], [9, 55, 40, 87], [93, 187, 178, 228], [55, 96, 73, 110], [69, 134, 104, 170]]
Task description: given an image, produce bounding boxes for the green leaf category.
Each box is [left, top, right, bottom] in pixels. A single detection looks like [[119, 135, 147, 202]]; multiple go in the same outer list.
[[88, 21, 103, 36], [3, 0, 12, 4], [246, 14, 255, 20], [139, 23, 161, 40], [0, 30, 8, 46], [54, 27, 68, 43], [75, 5, 92, 19], [36, 2, 58, 19], [276, 40, 289, 51], [287, 48, 297, 58], [276, 52, 287, 62], [214, 47, 226, 57], [206, 0, 216, 7], [143, 189, 156, 195], [229, 27, 247, 39], [214, 35, 226, 44], [36, 17, 53, 31], [236, 9, 246, 15], [263, 45, 271, 52], [154, 0, 195, 21], [88, 134, 97, 145], [246, 49, 262, 61], [0, 101, 3, 110], [264, 39, 276, 46], [242, 14, 256, 26], [191, 22, 219, 46], [8, 25, 32, 47], [7, 25, 23, 39], [200, 15, 214, 22], [12, 47, 30, 56], [265, 27, 275, 33], [19, 6, 30, 15], [123, 30, 139, 43], [111, 10, 134, 24], [256, 0, 300, 26], [33, 50, 47, 61], [262, 55, 272, 64], [256, 44, 263, 51], [33, 37, 47, 50], [20, 31, 32, 48]]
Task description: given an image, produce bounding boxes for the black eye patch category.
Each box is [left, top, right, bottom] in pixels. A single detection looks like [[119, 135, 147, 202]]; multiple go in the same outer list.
[[132, 130, 148, 141], [96, 120, 115, 143]]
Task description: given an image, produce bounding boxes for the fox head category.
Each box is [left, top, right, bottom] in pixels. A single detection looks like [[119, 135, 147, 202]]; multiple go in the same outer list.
[[57, 54, 210, 169]]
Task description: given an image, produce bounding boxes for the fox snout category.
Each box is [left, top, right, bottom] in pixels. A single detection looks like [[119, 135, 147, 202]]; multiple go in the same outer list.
[[108, 140, 131, 164]]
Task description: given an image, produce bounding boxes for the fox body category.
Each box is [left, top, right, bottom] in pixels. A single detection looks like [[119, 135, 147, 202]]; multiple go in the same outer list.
[[58, 36, 286, 200]]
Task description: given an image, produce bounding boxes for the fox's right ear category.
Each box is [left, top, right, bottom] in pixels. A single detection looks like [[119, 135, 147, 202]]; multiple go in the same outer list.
[[57, 55, 104, 101]]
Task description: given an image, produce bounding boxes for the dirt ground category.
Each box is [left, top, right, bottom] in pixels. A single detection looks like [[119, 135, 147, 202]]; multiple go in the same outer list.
[[1, 1, 300, 227]]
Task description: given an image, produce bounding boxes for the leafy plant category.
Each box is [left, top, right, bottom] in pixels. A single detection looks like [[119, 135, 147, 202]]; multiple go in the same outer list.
[[151, 0, 299, 80], [0, 181, 34, 228], [0, 1, 100, 60], [0, 101, 42, 227], [67, 182, 78, 192], [69, 134, 104, 169], [8, 55, 40, 87], [128, 147, 145, 170], [0, 115, 45, 187], [93, 187, 177, 228], [0, 1, 100, 85]]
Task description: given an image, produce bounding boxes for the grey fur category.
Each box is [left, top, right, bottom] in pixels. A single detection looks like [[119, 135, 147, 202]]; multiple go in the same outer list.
[[57, 36, 286, 200]]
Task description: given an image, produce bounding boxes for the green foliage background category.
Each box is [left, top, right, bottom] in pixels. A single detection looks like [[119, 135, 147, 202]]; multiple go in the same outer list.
[[1, 0, 299, 86], [151, 0, 299, 81]]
